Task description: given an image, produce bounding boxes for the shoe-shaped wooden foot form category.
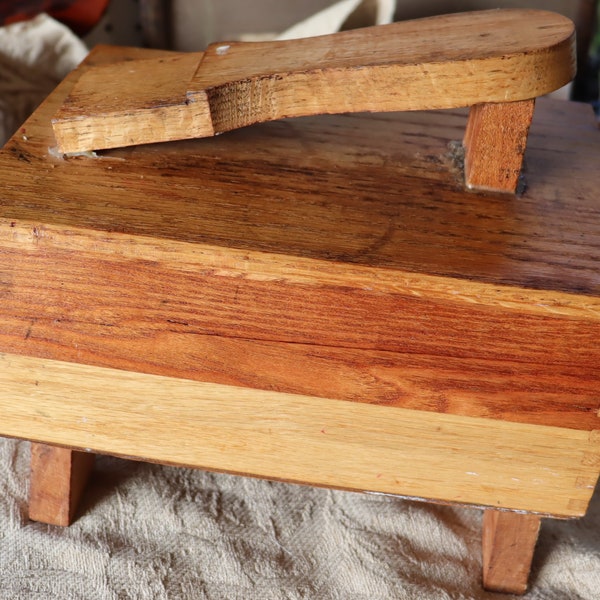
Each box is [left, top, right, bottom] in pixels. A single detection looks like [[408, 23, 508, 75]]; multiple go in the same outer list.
[[51, 9, 575, 193]]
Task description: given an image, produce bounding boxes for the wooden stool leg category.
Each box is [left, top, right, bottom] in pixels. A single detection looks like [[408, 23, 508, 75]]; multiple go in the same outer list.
[[463, 99, 535, 193], [482, 509, 541, 594], [29, 443, 95, 526]]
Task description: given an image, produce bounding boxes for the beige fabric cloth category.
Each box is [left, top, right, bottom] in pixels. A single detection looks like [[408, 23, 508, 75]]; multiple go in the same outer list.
[[0, 14, 87, 147], [0, 437, 599, 599], [276, 0, 396, 40]]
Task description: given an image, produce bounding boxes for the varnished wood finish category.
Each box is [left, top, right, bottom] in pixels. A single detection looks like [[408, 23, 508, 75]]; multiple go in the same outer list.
[[2, 47, 599, 432], [464, 100, 535, 192], [2, 353, 599, 517], [52, 9, 575, 154], [1, 241, 599, 432], [482, 510, 541, 594], [0, 46, 599, 523], [29, 443, 95, 526]]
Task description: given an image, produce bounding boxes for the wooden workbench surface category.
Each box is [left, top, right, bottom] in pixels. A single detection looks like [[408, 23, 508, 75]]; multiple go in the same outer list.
[[1, 47, 597, 293]]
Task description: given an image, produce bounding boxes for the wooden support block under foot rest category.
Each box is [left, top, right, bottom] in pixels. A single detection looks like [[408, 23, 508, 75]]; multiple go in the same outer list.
[[463, 100, 535, 192]]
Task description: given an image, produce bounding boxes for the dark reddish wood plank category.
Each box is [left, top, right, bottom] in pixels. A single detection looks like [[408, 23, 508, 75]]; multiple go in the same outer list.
[[0, 245, 598, 431]]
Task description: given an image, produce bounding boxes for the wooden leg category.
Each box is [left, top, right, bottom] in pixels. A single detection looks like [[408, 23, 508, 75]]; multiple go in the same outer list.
[[482, 509, 541, 594], [29, 443, 95, 526], [463, 99, 535, 194]]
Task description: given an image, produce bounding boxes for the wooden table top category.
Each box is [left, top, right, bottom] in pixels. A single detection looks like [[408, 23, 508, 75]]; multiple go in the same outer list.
[[0, 49, 600, 296], [1, 47, 598, 298]]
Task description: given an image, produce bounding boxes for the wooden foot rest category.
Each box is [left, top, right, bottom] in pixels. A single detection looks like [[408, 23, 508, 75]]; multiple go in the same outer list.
[[0, 17, 598, 594], [52, 9, 575, 194]]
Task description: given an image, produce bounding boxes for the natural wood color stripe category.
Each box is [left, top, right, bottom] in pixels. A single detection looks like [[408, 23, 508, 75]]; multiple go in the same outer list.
[[0, 353, 597, 518]]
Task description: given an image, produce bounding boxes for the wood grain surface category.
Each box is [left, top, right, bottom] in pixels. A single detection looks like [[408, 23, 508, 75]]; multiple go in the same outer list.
[[51, 9, 575, 153], [463, 99, 535, 192], [1, 352, 598, 518], [29, 443, 95, 526], [0, 46, 599, 436], [190, 9, 573, 131], [1, 240, 599, 432], [482, 510, 541, 594], [52, 51, 211, 153], [1, 44, 599, 518]]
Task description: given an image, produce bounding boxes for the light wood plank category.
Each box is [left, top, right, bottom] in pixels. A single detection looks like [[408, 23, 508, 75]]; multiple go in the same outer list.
[[2, 44, 600, 532], [52, 9, 575, 153], [482, 510, 541, 594], [29, 443, 95, 526], [2, 353, 598, 518], [52, 52, 211, 153]]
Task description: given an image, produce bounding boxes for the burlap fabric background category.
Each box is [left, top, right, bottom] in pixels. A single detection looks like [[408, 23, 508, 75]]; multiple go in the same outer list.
[[1, 438, 599, 599]]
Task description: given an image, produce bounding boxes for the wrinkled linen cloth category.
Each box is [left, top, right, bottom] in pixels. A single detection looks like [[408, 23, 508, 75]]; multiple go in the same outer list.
[[0, 13, 87, 146], [0, 438, 599, 599]]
